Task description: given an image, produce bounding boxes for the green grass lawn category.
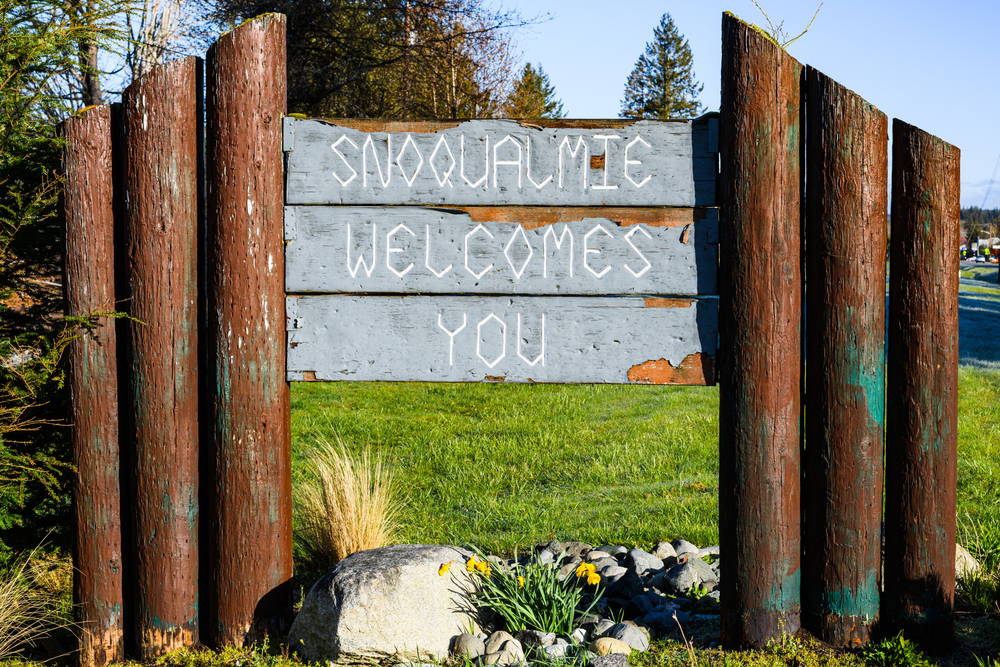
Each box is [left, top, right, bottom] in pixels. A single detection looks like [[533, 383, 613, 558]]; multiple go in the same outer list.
[[290, 366, 1000, 558]]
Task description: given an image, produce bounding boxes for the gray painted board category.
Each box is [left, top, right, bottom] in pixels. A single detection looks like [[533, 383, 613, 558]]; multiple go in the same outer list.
[[286, 295, 717, 384], [284, 206, 719, 296], [284, 118, 718, 207]]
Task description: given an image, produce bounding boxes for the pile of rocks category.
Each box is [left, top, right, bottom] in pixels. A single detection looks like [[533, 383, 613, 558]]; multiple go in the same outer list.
[[288, 540, 722, 666], [445, 538, 721, 665]]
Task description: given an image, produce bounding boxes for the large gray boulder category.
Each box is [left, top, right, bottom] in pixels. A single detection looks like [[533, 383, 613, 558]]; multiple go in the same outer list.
[[288, 544, 478, 665]]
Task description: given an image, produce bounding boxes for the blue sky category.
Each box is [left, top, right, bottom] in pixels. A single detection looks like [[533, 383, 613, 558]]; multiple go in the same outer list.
[[509, 0, 1000, 208]]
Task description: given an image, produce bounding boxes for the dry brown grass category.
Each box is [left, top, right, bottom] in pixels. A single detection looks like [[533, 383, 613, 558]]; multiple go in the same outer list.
[[0, 548, 66, 661], [294, 438, 403, 573]]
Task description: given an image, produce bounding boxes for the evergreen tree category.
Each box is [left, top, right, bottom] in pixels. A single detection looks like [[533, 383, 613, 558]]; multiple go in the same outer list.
[[620, 13, 702, 119], [504, 62, 564, 118]]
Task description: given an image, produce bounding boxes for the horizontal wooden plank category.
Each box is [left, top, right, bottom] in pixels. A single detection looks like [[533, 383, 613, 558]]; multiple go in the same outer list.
[[285, 295, 717, 384], [285, 206, 718, 295], [284, 117, 718, 207]]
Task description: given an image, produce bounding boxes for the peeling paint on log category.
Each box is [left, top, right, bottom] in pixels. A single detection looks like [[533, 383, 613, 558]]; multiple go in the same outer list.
[[884, 119, 960, 655], [718, 13, 803, 649], [206, 14, 293, 646], [285, 295, 716, 384], [284, 207, 718, 295], [122, 57, 202, 657], [803, 66, 887, 648], [284, 117, 717, 206], [61, 104, 125, 667]]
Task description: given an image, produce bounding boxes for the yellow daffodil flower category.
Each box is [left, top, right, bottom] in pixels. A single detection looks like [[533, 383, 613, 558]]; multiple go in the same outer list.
[[587, 572, 601, 586], [439, 562, 452, 576], [476, 560, 490, 574], [575, 562, 596, 578], [517, 576, 525, 588], [467, 558, 476, 572]]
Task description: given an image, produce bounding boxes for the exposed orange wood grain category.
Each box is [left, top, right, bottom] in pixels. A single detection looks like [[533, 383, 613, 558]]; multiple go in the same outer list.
[[627, 353, 714, 385]]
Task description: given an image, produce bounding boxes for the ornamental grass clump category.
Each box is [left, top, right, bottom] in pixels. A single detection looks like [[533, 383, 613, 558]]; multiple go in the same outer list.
[[293, 438, 402, 574], [463, 551, 602, 635]]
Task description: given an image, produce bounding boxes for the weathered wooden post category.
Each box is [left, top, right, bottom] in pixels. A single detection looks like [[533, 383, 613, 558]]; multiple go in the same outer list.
[[802, 66, 887, 647], [121, 57, 202, 656], [884, 119, 960, 654], [205, 14, 293, 644], [62, 105, 126, 667], [718, 13, 803, 648]]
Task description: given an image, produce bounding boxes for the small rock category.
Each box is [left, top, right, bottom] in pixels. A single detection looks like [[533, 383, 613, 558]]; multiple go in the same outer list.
[[537, 549, 555, 565], [595, 619, 616, 636], [596, 545, 628, 557], [592, 637, 632, 656], [663, 562, 701, 595], [688, 556, 717, 583], [957, 543, 981, 577], [558, 561, 579, 581], [570, 628, 587, 645], [697, 545, 720, 558], [650, 541, 677, 560], [479, 652, 503, 665], [701, 579, 719, 593], [554, 637, 569, 647], [598, 563, 627, 585], [452, 633, 486, 659], [585, 550, 613, 563], [498, 639, 524, 664], [671, 538, 699, 556], [708, 590, 720, 601], [560, 542, 594, 561], [625, 548, 665, 576], [485, 631, 515, 655], [541, 644, 568, 660], [514, 629, 555, 650], [535, 540, 563, 555], [608, 568, 644, 600], [609, 623, 649, 652], [648, 572, 666, 590], [625, 594, 653, 619], [590, 653, 629, 667]]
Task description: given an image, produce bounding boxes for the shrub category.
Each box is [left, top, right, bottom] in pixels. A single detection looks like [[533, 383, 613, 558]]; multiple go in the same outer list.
[[465, 552, 602, 636], [0, 546, 72, 661], [293, 438, 402, 575], [860, 631, 931, 667]]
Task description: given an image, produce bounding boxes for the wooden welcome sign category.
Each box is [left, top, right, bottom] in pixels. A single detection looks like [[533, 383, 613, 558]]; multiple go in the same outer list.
[[282, 118, 720, 384]]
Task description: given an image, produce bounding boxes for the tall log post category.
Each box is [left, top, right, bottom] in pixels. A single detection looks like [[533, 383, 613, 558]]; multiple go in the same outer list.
[[802, 66, 888, 647], [884, 119, 960, 654], [62, 105, 125, 667], [718, 13, 803, 648], [205, 14, 292, 645], [121, 57, 202, 656]]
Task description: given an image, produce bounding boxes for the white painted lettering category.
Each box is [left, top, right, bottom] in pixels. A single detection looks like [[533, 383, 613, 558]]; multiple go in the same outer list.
[[429, 135, 456, 187], [346, 223, 377, 278], [583, 224, 614, 278], [503, 224, 534, 279], [558, 136, 588, 190], [331, 135, 359, 186], [425, 225, 452, 278], [461, 135, 489, 188], [624, 135, 653, 188], [464, 224, 495, 279], [543, 225, 573, 278], [525, 136, 553, 189], [516, 313, 545, 366], [363, 134, 391, 187], [591, 134, 620, 190], [437, 313, 466, 365], [396, 134, 424, 186], [477, 313, 507, 368], [623, 226, 653, 277], [386, 223, 416, 278], [493, 135, 523, 188]]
